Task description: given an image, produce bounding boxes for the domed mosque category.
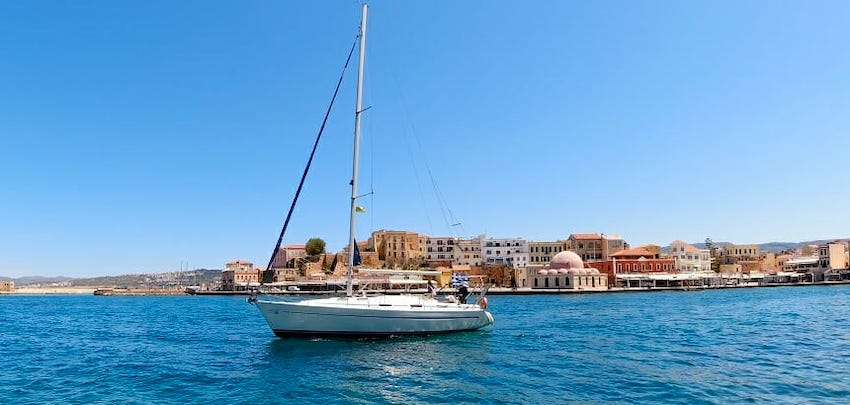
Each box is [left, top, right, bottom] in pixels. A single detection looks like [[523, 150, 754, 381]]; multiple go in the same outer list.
[[533, 251, 608, 290]]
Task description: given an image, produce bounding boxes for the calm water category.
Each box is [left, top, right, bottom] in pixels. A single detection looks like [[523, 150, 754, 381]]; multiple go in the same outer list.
[[3, 286, 850, 404]]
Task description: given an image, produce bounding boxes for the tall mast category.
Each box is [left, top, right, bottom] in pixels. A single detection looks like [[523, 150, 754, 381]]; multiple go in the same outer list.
[[346, 3, 367, 297]]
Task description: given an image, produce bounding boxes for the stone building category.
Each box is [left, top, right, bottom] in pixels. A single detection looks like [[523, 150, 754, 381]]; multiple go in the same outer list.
[[566, 233, 628, 262], [719, 244, 761, 273], [369, 230, 426, 263], [532, 251, 608, 290], [221, 260, 260, 291], [528, 240, 568, 266]]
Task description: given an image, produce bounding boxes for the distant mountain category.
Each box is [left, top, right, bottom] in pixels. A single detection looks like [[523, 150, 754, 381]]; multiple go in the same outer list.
[[689, 239, 848, 253], [8, 276, 75, 285], [6, 269, 222, 287]]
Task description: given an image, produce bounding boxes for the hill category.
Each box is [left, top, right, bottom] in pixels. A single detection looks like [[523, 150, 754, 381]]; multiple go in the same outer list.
[[689, 239, 848, 253], [6, 269, 222, 288]]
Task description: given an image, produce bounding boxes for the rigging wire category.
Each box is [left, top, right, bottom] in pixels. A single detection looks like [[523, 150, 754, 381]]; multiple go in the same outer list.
[[388, 69, 459, 238], [264, 34, 360, 273]]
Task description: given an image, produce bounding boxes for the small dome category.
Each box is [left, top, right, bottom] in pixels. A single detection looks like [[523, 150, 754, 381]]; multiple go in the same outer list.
[[557, 269, 569, 275], [537, 269, 549, 275], [588, 268, 600, 275], [567, 268, 580, 275], [550, 251, 584, 270]]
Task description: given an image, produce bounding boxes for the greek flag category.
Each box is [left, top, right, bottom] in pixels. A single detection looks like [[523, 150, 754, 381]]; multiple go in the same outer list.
[[451, 273, 469, 288]]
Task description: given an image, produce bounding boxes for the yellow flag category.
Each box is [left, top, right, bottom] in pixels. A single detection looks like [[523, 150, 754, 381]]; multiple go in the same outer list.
[[355, 205, 366, 213]]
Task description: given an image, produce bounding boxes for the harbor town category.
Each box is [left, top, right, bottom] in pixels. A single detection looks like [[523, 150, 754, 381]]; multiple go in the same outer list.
[[4, 231, 847, 296], [208, 230, 850, 295]]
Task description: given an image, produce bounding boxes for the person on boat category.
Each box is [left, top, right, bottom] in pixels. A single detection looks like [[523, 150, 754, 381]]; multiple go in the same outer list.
[[427, 280, 437, 299], [458, 285, 469, 304]]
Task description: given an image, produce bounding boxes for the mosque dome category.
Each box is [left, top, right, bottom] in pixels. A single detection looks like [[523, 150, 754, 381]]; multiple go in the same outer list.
[[550, 251, 584, 270]]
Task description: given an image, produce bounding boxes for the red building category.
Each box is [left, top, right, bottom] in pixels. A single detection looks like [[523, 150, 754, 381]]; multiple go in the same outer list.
[[586, 247, 676, 286]]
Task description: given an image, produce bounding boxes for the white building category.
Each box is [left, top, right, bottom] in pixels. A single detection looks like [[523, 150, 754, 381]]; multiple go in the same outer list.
[[482, 237, 529, 269], [668, 240, 712, 273], [425, 236, 457, 264], [455, 236, 483, 267]]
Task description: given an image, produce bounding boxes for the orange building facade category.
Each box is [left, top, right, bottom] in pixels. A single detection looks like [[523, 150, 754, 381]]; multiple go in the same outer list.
[[586, 247, 676, 285]]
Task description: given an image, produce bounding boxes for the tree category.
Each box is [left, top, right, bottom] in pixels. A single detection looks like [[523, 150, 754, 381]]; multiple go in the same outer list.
[[305, 238, 326, 256], [705, 237, 720, 273]]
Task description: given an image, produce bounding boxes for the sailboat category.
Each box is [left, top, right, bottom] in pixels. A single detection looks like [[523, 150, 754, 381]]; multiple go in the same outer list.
[[253, 4, 494, 337]]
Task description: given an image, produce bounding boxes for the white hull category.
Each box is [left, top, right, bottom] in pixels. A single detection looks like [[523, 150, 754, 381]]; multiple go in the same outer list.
[[255, 294, 494, 337]]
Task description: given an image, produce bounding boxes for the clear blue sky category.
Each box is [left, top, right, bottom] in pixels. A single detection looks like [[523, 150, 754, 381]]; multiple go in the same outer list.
[[2, 1, 849, 278]]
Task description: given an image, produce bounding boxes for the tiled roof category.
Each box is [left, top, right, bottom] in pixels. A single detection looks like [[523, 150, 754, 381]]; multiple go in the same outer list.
[[684, 245, 700, 253], [611, 248, 656, 258], [570, 233, 602, 240]]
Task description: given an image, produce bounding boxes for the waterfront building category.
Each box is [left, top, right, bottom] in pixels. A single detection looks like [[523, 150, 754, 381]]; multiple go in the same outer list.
[[669, 240, 712, 273], [528, 240, 568, 265], [784, 256, 819, 273], [369, 230, 426, 263], [818, 242, 848, 270], [719, 264, 743, 274], [582, 247, 676, 286], [611, 248, 676, 273], [271, 244, 307, 268], [782, 242, 848, 281], [532, 251, 608, 290], [455, 236, 483, 267], [0, 281, 13, 292], [426, 236, 457, 267], [482, 237, 529, 269], [637, 244, 663, 257], [566, 233, 628, 262], [776, 253, 792, 271], [221, 260, 260, 291], [719, 244, 761, 273], [759, 252, 780, 273]]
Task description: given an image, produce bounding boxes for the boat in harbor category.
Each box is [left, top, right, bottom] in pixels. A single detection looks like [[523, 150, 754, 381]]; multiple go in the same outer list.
[[252, 3, 493, 337]]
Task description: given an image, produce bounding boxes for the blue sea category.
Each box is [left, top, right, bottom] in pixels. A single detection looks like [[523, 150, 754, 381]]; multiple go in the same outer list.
[[3, 286, 850, 404]]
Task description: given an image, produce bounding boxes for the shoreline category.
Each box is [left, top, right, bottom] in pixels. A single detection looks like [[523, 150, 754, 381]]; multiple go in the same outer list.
[[4, 279, 849, 297], [189, 279, 850, 296]]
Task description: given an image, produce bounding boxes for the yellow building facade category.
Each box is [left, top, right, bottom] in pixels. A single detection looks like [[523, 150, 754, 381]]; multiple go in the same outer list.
[[369, 230, 426, 263]]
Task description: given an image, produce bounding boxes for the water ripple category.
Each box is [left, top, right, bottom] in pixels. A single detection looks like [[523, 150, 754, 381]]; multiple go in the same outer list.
[[3, 286, 850, 403]]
